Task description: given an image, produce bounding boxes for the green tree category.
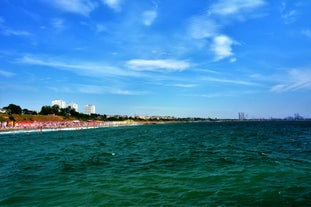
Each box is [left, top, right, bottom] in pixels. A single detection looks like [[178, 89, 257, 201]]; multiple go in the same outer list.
[[22, 108, 37, 115], [51, 105, 60, 115], [69, 108, 79, 117], [4, 104, 22, 114], [39, 105, 53, 115]]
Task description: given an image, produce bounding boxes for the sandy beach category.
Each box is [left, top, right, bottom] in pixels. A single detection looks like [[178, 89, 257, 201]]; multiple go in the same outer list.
[[0, 120, 141, 134]]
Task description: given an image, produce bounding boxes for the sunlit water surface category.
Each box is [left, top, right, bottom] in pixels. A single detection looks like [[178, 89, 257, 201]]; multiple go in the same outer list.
[[1, 121, 311, 206]]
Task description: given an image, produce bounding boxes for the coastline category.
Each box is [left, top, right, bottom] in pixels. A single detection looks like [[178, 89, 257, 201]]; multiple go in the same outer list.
[[2, 119, 309, 135], [0, 120, 142, 135]]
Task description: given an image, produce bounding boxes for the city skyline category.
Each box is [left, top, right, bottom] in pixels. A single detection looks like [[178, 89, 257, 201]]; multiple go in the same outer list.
[[50, 99, 96, 115], [0, 0, 311, 119]]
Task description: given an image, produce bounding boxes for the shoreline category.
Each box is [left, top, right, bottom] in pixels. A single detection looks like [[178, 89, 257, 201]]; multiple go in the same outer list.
[[2, 119, 309, 135], [0, 120, 143, 135]]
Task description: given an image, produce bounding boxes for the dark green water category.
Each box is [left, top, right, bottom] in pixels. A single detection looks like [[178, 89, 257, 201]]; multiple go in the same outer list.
[[1, 121, 311, 206]]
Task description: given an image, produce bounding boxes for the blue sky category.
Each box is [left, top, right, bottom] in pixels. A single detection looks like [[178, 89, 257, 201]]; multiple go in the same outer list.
[[0, 0, 311, 118]]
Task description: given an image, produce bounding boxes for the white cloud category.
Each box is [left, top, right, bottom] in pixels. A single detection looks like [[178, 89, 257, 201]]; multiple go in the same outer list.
[[102, 0, 123, 12], [0, 69, 15, 77], [51, 18, 65, 30], [186, 0, 265, 62], [0, 83, 37, 92], [1, 29, 31, 36], [301, 29, 311, 38], [77, 84, 105, 94], [230, 57, 237, 63], [142, 10, 157, 26], [281, 10, 298, 24], [186, 93, 229, 98], [0, 17, 30, 36], [76, 84, 147, 95], [209, 0, 265, 16], [271, 69, 311, 92], [188, 18, 219, 39], [49, 0, 97, 16], [211, 35, 235, 61], [110, 89, 147, 95], [126, 59, 190, 72], [19, 55, 143, 78], [96, 24, 106, 32], [203, 77, 258, 86], [170, 84, 197, 88], [280, 2, 299, 24]]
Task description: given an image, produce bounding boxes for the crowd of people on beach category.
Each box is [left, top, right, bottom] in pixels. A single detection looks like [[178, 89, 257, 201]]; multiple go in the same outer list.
[[0, 120, 105, 131], [0, 120, 138, 132]]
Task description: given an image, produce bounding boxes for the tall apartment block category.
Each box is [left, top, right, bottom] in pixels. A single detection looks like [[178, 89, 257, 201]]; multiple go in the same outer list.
[[84, 104, 95, 115]]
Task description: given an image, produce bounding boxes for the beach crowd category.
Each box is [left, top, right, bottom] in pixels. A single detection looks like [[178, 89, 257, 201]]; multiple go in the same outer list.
[[0, 120, 138, 132]]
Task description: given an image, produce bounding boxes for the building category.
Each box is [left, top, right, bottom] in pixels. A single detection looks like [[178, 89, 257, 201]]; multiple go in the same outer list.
[[67, 102, 78, 112], [84, 104, 95, 115], [238, 112, 245, 120], [294, 113, 304, 120], [51, 99, 66, 108]]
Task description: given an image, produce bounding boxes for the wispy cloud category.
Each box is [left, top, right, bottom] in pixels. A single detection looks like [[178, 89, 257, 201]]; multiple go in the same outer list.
[[96, 23, 106, 33], [102, 0, 123, 12], [270, 69, 311, 92], [185, 89, 261, 99], [301, 29, 311, 38], [169, 84, 197, 88], [142, 10, 157, 26], [76, 84, 147, 95], [208, 0, 265, 17], [126, 59, 190, 72], [280, 2, 299, 24], [19, 55, 143, 78], [203, 77, 258, 86], [0, 69, 15, 77], [187, 0, 265, 61], [110, 89, 148, 95], [1, 29, 31, 36], [0, 18, 30, 36], [47, 83, 147, 95], [48, 0, 97, 16], [51, 18, 65, 31], [281, 10, 298, 24], [185, 93, 230, 98], [188, 18, 219, 39], [0, 83, 37, 92]]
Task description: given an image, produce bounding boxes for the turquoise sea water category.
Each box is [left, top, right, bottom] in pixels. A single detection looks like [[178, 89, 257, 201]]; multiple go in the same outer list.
[[1, 121, 311, 206]]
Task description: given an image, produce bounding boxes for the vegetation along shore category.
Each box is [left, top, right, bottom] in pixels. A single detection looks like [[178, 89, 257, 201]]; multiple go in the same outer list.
[[1, 103, 309, 133]]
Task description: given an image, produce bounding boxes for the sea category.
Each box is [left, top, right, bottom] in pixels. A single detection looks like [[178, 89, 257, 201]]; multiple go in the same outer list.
[[0, 121, 311, 206]]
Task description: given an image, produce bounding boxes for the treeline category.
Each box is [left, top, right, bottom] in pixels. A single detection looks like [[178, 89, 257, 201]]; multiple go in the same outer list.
[[1, 104, 156, 121], [1, 103, 100, 121], [39, 105, 107, 120], [2, 104, 37, 115], [1, 103, 211, 122]]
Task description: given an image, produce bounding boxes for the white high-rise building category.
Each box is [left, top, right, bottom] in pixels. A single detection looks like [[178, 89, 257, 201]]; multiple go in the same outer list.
[[52, 99, 66, 108], [67, 102, 78, 112], [84, 104, 95, 115], [238, 112, 245, 120]]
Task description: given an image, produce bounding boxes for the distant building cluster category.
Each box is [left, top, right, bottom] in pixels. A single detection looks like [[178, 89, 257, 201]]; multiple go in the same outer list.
[[84, 104, 95, 115], [107, 115, 176, 121], [51, 99, 95, 115], [285, 113, 304, 120], [238, 112, 246, 120], [67, 102, 78, 112], [51, 99, 67, 109]]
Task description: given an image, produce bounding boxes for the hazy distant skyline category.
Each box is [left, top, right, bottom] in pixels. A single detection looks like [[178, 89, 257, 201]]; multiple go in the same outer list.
[[0, 0, 310, 118]]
